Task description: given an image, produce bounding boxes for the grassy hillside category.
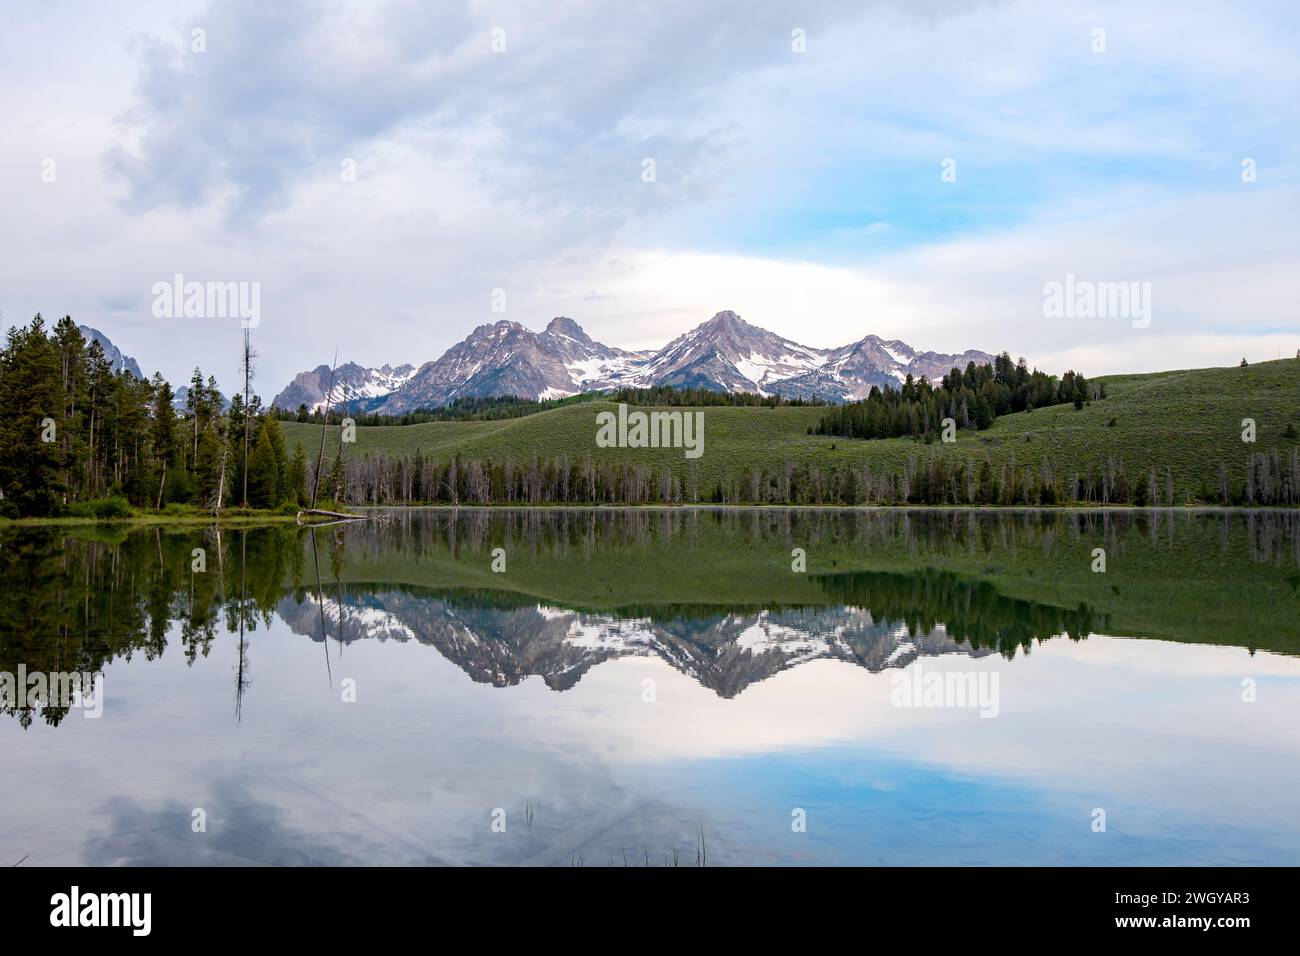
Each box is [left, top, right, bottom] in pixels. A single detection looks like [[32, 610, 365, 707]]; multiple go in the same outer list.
[[282, 358, 1300, 502]]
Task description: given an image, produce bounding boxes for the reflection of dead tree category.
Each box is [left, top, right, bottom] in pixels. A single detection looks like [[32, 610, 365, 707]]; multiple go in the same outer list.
[[333, 543, 348, 658], [310, 527, 333, 687], [235, 530, 251, 721], [214, 524, 224, 586]]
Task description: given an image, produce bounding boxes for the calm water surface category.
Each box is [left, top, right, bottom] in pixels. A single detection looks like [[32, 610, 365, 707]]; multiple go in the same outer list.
[[3, 508, 1299, 866]]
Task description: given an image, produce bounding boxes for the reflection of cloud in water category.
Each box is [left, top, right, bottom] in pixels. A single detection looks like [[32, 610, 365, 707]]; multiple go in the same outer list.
[[8, 615, 1300, 866], [657, 643, 1299, 819]]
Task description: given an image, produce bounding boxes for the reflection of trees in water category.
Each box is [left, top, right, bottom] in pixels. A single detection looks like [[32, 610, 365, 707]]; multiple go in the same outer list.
[[347, 506, 1300, 569], [1241, 511, 1300, 565], [814, 568, 1102, 660], [0, 526, 302, 727]]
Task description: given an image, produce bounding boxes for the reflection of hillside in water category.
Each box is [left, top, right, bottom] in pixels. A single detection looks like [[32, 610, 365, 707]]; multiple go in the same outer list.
[[278, 564, 1102, 697]]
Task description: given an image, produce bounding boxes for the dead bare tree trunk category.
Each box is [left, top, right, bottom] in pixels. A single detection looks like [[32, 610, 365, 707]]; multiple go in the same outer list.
[[213, 439, 229, 518], [155, 460, 166, 510], [311, 352, 339, 510], [241, 328, 255, 508]]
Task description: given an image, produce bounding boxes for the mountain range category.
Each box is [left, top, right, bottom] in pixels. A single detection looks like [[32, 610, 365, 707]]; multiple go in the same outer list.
[[271, 311, 995, 413]]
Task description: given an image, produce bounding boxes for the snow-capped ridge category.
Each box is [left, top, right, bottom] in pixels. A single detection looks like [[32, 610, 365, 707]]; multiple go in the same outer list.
[[271, 311, 997, 413]]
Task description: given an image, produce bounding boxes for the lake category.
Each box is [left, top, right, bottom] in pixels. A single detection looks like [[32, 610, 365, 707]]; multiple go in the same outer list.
[[3, 508, 1299, 866]]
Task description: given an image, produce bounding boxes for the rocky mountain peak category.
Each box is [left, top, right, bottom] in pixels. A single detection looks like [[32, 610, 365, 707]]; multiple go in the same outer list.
[[544, 316, 589, 342]]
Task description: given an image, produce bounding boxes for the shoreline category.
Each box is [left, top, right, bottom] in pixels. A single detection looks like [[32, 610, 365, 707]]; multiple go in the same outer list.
[[0, 511, 329, 528], [3, 502, 1297, 526]]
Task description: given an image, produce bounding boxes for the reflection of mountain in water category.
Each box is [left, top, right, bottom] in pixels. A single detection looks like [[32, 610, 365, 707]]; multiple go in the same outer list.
[[278, 568, 1099, 697]]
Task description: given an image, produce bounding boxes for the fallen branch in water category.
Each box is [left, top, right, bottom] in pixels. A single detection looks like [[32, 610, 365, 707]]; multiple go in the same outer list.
[[297, 508, 367, 523]]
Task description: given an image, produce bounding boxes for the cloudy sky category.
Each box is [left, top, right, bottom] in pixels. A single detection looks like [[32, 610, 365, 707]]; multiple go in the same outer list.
[[2, 0, 1297, 395]]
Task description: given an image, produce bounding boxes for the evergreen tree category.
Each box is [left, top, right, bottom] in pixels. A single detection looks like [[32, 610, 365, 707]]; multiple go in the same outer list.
[[52, 318, 90, 497], [247, 415, 286, 508], [0, 316, 66, 515], [84, 339, 114, 497], [326, 446, 346, 504], [286, 442, 308, 507]]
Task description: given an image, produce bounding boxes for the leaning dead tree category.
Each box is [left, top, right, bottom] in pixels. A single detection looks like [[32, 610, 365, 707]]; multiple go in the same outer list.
[[211, 438, 230, 518], [310, 351, 339, 510], [301, 349, 370, 522]]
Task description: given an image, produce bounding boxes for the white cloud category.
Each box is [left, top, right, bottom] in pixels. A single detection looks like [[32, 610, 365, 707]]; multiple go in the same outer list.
[[528, 182, 1300, 371], [0, 0, 1296, 392]]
